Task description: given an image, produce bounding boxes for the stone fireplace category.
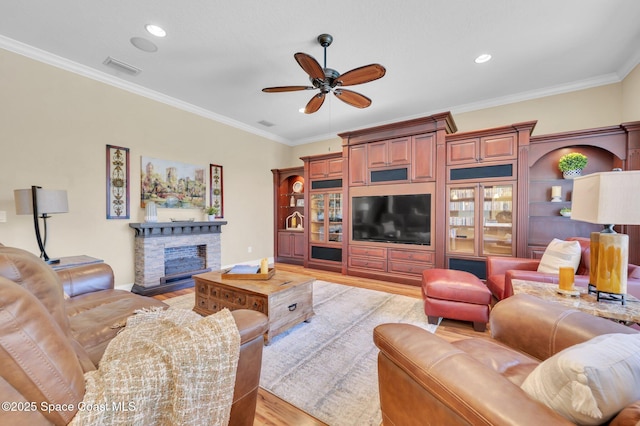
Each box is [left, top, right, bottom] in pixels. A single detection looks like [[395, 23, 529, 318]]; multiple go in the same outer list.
[[129, 220, 227, 295]]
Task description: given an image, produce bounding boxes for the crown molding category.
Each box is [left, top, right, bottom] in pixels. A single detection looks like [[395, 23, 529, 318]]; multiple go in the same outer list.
[[2, 34, 635, 148]]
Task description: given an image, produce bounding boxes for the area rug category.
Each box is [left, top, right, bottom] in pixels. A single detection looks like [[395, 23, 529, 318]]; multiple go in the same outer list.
[[164, 280, 438, 425]]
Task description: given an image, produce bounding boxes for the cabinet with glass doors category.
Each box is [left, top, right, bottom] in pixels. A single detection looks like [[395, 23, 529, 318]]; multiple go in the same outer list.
[[447, 182, 515, 258], [310, 193, 343, 244]]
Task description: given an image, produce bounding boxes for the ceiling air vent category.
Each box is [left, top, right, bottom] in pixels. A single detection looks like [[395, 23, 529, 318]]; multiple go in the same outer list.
[[103, 56, 142, 76], [258, 120, 275, 127]]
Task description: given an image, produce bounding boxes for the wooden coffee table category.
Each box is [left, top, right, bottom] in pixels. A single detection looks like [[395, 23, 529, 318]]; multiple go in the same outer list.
[[193, 270, 315, 344], [512, 279, 640, 325]]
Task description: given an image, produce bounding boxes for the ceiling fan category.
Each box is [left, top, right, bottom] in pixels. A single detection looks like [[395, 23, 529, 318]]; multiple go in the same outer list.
[[262, 34, 386, 114]]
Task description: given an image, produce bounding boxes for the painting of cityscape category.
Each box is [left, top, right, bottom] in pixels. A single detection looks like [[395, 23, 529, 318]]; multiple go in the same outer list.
[[141, 157, 206, 209]]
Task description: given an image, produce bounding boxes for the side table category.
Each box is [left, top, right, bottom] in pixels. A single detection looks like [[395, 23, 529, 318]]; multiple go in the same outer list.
[[512, 279, 640, 325]]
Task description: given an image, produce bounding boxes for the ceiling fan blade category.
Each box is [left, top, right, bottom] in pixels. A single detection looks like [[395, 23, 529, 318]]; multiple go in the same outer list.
[[304, 93, 325, 114], [262, 86, 315, 93], [294, 52, 325, 81], [334, 89, 372, 109], [334, 64, 386, 87]]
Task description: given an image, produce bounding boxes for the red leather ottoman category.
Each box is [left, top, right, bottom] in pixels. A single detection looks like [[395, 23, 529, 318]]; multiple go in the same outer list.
[[422, 269, 491, 332]]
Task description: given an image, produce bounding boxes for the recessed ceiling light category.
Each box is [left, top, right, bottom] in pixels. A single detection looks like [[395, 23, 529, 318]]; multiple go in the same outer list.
[[145, 24, 166, 38], [475, 54, 492, 64]]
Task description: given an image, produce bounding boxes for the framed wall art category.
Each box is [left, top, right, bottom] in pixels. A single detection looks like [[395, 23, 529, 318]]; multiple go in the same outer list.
[[209, 164, 224, 218], [106, 144, 130, 219], [140, 157, 206, 209]]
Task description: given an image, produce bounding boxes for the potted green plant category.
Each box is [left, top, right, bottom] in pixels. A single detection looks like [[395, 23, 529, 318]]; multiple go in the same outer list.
[[558, 152, 588, 179], [204, 205, 219, 221], [560, 207, 571, 217]]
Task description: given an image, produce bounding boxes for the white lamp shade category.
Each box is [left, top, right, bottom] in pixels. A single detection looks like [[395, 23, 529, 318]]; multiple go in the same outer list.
[[14, 188, 69, 215], [571, 171, 640, 225]]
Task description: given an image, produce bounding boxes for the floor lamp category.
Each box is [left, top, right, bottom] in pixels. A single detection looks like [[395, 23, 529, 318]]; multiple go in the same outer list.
[[571, 170, 640, 304], [14, 186, 69, 264]]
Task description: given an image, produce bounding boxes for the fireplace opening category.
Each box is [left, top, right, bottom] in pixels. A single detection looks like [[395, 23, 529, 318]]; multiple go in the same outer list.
[[163, 244, 210, 284]]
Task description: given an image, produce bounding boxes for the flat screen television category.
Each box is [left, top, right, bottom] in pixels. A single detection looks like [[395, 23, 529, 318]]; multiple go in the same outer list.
[[352, 194, 431, 245]]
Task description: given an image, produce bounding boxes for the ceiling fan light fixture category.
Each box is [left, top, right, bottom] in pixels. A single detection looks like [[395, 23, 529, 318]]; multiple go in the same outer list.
[[262, 34, 385, 114], [475, 53, 492, 64], [145, 24, 166, 38]]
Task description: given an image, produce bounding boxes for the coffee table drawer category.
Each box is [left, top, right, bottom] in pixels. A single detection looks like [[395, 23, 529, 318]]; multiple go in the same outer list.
[[196, 295, 222, 313], [268, 284, 313, 335], [196, 289, 259, 312], [248, 295, 267, 313], [220, 288, 248, 307]]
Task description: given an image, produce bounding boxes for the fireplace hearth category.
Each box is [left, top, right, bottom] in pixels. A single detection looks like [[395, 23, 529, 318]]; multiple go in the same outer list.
[[129, 221, 227, 296]]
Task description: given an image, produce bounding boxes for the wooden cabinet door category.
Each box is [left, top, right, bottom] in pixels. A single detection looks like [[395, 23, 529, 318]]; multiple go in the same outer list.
[[367, 137, 410, 168], [277, 231, 293, 257], [367, 141, 388, 168], [349, 145, 367, 186], [481, 134, 517, 162], [411, 133, 435, 181], [447, 138, 479, 165], [293, 232, 305, 257], [278, 231, 304, 259], [309, 157, 343, 179], [388, 137, 411, 166], [327, 157, 343, 177], [309, 160, 328, 179]]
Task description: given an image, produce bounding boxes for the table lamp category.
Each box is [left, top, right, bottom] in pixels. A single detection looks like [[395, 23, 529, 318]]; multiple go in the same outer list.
[[14, 186, 69, 264], [571, 170, 640, 304]]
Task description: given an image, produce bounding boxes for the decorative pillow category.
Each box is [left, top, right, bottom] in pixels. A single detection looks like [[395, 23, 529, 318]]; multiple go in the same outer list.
[[521, 333, 640, 425], [537, 238, 581, 273]]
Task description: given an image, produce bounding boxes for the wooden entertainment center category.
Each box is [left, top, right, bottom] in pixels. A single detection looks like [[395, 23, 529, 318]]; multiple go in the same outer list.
[[273, 113, 640, 285]]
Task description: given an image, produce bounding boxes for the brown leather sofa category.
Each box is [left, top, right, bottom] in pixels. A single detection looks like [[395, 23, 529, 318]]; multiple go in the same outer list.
[[373, 293, 640, 426], [0, 245, 268, 425], [486, 237, 640, 300]]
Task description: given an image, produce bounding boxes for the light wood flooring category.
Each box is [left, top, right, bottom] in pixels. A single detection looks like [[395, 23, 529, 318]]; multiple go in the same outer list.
[[153, 263, 492, 426]]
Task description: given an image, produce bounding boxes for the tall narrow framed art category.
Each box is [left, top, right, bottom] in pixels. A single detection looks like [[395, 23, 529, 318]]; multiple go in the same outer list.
[[106, 144, 130, 219], [210, 164, 224, 218]]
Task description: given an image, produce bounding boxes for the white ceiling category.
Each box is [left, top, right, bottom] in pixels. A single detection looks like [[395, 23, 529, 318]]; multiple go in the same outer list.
[[1, 1, 640, 146]]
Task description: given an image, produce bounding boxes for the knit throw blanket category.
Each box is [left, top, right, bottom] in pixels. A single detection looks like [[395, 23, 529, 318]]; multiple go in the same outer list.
[[69, 308, 240, 425]]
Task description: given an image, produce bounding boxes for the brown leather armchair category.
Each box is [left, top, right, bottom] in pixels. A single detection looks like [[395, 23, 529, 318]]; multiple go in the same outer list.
[[373, 293, 640, 426], [0, 245, 268, 425], [486, 237, 640, 300]]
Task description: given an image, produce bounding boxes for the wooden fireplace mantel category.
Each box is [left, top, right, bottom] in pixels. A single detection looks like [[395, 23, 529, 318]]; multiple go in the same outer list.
[[129, 220, 227, 238]]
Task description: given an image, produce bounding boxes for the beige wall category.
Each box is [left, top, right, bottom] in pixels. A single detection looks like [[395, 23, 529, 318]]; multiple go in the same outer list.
[[622, 64, 640, 122], [453, 83, 624, 136], [289, 137, 342, 166], [1, 47, 638, 287], [0, 49, 291, 286]]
